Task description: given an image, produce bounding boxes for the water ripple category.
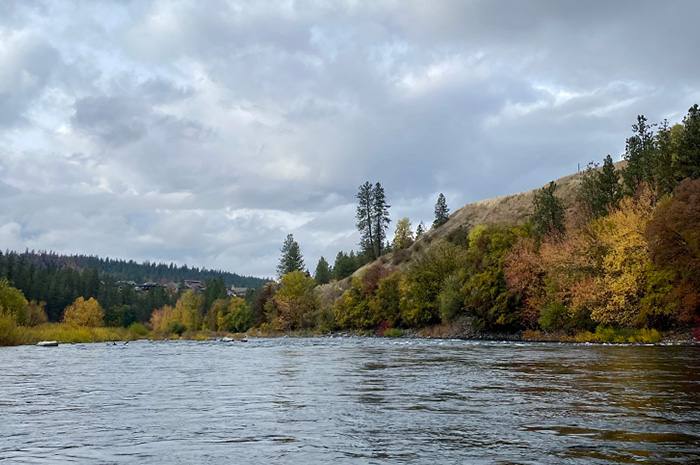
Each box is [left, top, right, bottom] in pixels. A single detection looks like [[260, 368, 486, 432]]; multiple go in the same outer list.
[[0, 339, 699, 464]]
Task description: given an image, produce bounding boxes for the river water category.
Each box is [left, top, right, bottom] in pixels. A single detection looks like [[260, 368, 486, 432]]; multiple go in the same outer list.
[[1, 338, 699, 464]]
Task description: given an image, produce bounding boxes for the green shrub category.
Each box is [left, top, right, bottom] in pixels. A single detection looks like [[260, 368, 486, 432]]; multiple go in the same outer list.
[[438, 273, 464, 323], [0, 316, 22, 346], [629, 328, 661, 344], [384, 328, 404, 338], [538, 302, 569, 332], [128, 322, 149, 337], [595, 325, 631, 343], [165, 321, 187, 336], [574, 331, 595, 343]]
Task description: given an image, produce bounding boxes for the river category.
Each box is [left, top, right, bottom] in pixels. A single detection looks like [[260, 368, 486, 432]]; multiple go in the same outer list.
[[1, 338, 699, 464]]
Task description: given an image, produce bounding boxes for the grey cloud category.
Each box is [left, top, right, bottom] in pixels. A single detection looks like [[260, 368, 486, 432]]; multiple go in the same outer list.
[[72, 96, 150, 147], [140, 78, 195, 104], [0, 33, 60, 127], [1, 0, 699, 277]]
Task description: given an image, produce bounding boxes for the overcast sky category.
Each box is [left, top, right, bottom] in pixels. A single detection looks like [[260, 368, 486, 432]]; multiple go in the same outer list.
[[1, 0, 699, 278]]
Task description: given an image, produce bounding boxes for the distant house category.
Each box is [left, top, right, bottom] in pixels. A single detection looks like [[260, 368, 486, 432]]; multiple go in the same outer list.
[[228, 286, 249, 298], [137, 282, 162, 292], [184, 279, 206, 292]]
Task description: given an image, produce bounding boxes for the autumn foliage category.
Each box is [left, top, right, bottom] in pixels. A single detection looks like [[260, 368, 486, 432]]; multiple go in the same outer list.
[[63, 297, 104, 327]]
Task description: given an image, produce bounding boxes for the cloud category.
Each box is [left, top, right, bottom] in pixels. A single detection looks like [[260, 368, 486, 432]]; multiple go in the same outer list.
[[0, 0, 699, 277], [0, 31, 60, 127]]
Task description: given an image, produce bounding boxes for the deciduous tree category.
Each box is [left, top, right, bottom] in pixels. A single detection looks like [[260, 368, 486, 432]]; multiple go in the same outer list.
[[0, 279, 28, 325], [63, 296, 104, 327], [646, 178, 700, 284], [392, 217, 413, 250], [267, 271, 319, 330]]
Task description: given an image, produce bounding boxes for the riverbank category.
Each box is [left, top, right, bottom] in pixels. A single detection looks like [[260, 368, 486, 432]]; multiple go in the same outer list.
[[2, 320, 698, 347], [0, 319, 147, 346]]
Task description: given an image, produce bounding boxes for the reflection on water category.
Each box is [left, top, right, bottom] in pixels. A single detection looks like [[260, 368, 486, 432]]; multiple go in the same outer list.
[[1, 339, 699, 464]]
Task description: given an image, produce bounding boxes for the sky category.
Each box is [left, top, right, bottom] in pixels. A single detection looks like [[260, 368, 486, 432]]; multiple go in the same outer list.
[[1, 0, 699, 278]]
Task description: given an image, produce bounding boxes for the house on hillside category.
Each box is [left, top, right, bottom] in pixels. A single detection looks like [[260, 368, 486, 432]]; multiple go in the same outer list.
[[184, 279, 205, 292], [136, 282, 162, 292], [228, 286, 249, 298]]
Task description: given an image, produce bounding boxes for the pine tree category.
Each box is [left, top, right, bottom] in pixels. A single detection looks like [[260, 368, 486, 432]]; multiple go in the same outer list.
[[531, 181, 565, 240], [356, 182, 391, 260], [372, 182, 391, 257], [313, 256, 332, 285], [655, 120, 681, 196], [622, 114, 657, 193], [433, 193, 450, 228], [355, 182, 375, 258], [677, 104, 700, 181], [277, 234, 305, 279], [578, 155, 621, 217], [598, 155, 622, 211], [333, 251, 357, 280], [415, 221, 426, 239]]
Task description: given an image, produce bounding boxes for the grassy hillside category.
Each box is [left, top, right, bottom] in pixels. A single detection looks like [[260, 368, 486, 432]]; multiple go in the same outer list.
[[317, 165, 597, 301]]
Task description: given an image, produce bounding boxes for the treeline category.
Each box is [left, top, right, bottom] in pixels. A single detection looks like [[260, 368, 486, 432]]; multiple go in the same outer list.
[[2, 250, 268, 288], [0, 253, 179, 324], [0, 273, 245, 345], [237, 103, 700, 341]]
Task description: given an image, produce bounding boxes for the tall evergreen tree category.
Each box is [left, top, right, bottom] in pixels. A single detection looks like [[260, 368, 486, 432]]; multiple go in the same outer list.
[[415, 221, 426, 239], [578, 155, 622, 217], [622, 114, 657, 193], [372, 182, 391, 258], [277, 234, 305, 279], [313, 256, 332, 285], [677, 104, 700, 181], [433, 193, 450, 228], [356, 182, 391, 260], [356, 182, 375, 258], [531, 181, 565, 240], [333, 251, 357, 281], [655, 120, 681, 196], [203, 277, 228, 312]]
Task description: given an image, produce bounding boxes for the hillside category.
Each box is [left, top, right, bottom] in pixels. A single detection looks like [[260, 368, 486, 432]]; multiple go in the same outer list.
[[419, 163, 620, 244], [317, 165, 597, 304]]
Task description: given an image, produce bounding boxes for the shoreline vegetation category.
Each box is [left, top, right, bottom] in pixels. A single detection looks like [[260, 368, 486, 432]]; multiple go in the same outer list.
[[1, 320, 698, 347], [2, 104, 700, 348]]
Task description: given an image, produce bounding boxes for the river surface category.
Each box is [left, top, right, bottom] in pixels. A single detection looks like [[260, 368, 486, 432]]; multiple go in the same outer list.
[[1, 338, 699, 464]]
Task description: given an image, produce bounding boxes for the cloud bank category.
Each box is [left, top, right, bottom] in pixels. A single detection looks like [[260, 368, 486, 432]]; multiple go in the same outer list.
[[1, 0, 699, 277]]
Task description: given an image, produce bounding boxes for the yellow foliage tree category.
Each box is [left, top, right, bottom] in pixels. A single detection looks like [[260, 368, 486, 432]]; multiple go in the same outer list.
[[217, 297, 246, 331], [173, 290, 203, 331], [267, 271, 319, 330], [63, 297, 104, 327], [26, 300, 48, 327], [0, 279, 29, 325], [392, 217, 414, 250], [590, 187, 657, 326]]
